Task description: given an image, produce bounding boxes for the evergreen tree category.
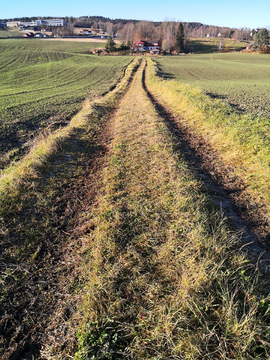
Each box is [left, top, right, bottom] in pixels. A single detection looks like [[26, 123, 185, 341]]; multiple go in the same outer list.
[[254, 28, 269, 50], [105, 36, 116, 52], [118, 42, 129, 51], [175, 22, 185, 53]]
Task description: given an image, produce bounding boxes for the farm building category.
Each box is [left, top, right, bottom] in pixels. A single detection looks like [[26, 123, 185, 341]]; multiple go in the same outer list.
[[6, 21, 20, 27], [18, 19, 66, 28], [19, 21, 37, 28], [41, 19, 66, 26], [131, 40, 161, 52]]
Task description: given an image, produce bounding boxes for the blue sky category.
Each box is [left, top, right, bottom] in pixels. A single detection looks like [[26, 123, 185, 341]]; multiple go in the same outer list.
[[1, 0, 270, 29]]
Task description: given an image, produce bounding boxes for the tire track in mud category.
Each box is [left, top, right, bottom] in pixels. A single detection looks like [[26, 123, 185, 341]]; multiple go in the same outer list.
[[142, 64, 270, 269]]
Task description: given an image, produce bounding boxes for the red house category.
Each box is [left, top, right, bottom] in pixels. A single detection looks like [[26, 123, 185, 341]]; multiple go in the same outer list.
[[131, 40, 161, 53]]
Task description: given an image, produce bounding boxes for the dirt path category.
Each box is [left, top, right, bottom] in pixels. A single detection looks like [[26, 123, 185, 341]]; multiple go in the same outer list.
[[45, 38, 121, 43], [0, 104, 113, 360]]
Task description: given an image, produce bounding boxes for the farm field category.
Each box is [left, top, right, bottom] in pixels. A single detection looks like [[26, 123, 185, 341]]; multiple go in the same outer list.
[[155, 53, 270, 118], [0, 29, 24, 38], [1, 47, 270, 359], [185, 37, 247, 53], [0, 39, 131, 167], [1, 58, 270, 360]]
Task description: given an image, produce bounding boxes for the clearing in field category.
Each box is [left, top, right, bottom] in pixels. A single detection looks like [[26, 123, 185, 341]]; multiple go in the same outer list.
[[185, 37, 247, 53]]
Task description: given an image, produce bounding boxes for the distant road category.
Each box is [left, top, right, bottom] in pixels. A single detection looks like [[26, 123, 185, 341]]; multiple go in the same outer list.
[[45, 37, 121, 43]]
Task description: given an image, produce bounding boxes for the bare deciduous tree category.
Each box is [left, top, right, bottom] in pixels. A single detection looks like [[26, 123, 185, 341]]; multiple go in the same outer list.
[[119, 22, 135, 43]]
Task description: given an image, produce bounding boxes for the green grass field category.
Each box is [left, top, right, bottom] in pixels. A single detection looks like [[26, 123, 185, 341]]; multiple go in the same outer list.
[[0, 39, 131, 164], [155, 53, 270, 118], [0, 29, 24, 38], [185, 37, 247, 53]]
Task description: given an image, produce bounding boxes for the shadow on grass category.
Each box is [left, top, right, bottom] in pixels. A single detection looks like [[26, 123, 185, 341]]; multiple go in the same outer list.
[[156, 65, 176, 80], [205, 92, 246, 114], [185, 40, 218, 53]]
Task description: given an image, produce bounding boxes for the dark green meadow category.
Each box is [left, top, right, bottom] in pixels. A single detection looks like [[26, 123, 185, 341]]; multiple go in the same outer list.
[[0, 29, 24, 38], [155, 53, 270, 118], [0, 39, 131, 164]]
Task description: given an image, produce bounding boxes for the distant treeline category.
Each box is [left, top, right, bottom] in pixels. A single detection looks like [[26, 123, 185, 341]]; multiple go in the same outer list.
[[1, 16, 139, 24], [1, 15, 255, 52], [1, 15, 203, 31], [0, 16, 68, 22]]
